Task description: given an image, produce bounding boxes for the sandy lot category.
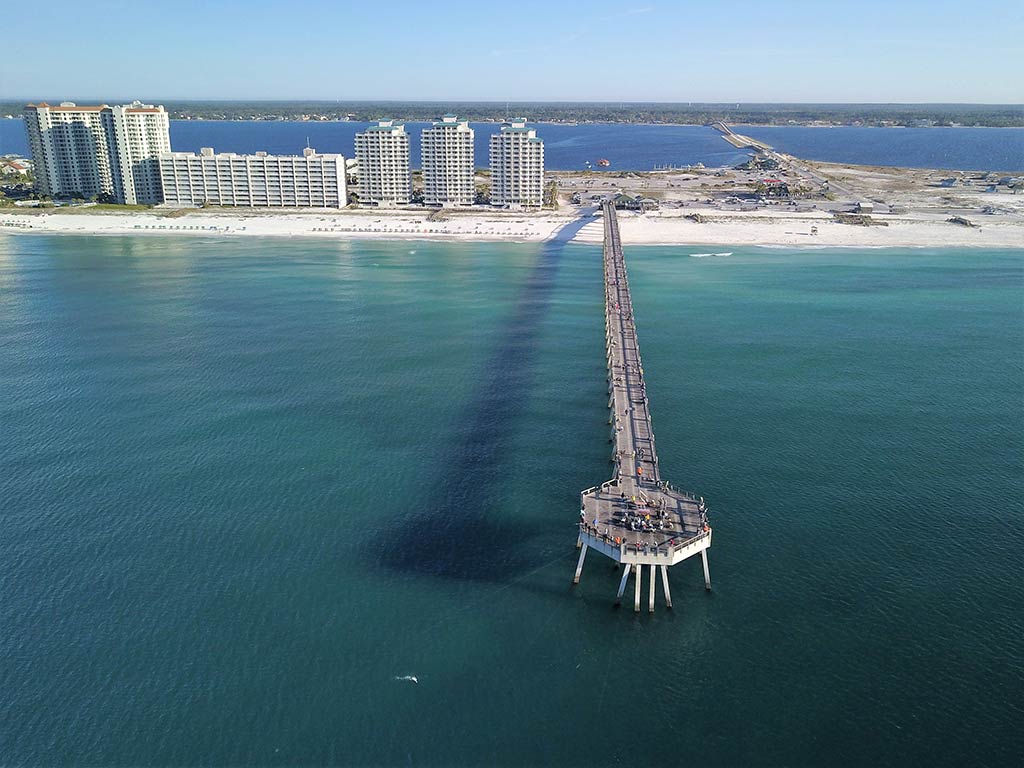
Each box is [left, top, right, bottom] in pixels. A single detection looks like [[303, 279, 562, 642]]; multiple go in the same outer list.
[[573, 208, 1024, 248]]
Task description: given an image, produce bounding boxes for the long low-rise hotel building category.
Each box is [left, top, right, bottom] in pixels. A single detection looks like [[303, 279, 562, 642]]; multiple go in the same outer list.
[[158, 147, 347, 208]]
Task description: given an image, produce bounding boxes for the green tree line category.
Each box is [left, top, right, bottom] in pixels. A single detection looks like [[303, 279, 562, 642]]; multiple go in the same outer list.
[[4, 102, 1022, 127]]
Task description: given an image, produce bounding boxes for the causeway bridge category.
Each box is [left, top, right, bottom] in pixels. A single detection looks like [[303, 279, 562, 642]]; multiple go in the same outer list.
[[574, 202, 713, 612], [711, 121, 773, 151]]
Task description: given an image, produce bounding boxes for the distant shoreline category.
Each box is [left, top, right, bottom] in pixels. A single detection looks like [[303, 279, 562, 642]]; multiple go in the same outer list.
[[7, 115, 1023, 129]]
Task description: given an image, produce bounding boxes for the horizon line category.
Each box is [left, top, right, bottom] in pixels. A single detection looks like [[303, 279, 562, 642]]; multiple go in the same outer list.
[[3, 98, 1023, 108]]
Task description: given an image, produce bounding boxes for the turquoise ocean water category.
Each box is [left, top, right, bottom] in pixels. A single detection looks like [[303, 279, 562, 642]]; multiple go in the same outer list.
[[1, 235, 1022, 766]]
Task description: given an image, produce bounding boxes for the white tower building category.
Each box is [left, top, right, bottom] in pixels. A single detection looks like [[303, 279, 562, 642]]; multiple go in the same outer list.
[[354, 120, 411, 206], [109, 102, 171, 205], [488, 118, 544, 209], [421, 115, 475, 207], [23, 101, 170, 204]]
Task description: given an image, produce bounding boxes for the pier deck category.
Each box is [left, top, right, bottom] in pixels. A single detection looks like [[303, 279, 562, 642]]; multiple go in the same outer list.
[[575, 203, 712, 609]]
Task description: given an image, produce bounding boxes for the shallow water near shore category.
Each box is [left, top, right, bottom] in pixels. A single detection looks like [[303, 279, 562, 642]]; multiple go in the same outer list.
[[1, 236, 1022, 766]]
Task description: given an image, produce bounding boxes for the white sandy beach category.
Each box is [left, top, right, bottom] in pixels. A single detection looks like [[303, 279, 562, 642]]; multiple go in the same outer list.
[[0, 209, 570, 242], [3, 206, 1022, 249], [573, 208, 1024, 249]]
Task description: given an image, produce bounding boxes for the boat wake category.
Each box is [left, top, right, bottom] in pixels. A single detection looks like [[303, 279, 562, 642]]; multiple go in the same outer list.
[[689, 252, 733, 258], [394, 675, 419, 684]]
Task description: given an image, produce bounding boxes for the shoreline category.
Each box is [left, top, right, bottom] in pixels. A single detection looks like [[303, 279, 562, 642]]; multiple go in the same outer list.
[[3, 206, 1023, 249], [8, 115, 1022, 128]]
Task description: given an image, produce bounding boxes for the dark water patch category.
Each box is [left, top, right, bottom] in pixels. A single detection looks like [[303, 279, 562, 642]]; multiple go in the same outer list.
[[377, 213, 598, 582]]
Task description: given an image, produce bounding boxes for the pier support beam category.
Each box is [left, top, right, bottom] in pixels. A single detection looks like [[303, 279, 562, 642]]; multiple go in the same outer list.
[[634, 562, 642, 612], [660, 565, 672, 609], [573, 544, 588, 584], [648, 564, 656, 613], [615, 564, 631, 605], [701, 550, 711, 591]]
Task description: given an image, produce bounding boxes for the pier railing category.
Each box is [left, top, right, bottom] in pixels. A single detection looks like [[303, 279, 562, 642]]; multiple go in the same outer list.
[[580, 481, 701, 505], [579, 521, 712, 559]]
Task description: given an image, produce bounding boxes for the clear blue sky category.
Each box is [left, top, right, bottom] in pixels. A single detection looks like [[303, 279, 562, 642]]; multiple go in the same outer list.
[[3, 0, 1022, 103]]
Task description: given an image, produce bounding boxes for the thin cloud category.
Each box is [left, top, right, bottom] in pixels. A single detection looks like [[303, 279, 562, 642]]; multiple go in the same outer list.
[[600, 6, 655, 21], [490, 46, 546, 57], [491, 6, 654, 58]]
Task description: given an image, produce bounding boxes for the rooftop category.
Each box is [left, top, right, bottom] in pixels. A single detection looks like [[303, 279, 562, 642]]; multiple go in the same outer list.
[[361, 120, 406, 133], [26, 103, 106, 112], [161, 147, 343, 160], [431, 115, 470, 129], [25, 101, 164, 113]]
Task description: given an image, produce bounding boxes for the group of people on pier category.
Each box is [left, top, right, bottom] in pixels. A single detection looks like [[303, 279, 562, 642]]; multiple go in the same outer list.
[[622, 505, 670, 533]]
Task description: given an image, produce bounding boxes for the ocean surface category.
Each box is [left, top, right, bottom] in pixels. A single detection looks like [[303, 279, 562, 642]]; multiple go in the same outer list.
[[2, 118, 1022, 171], [1, 234, 1022, 766]]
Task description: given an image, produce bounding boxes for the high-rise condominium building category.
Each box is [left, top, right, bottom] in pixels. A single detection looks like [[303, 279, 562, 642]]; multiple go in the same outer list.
[[158, 147, 347, 208], [23, 101, 170, 204], [354, 120, 411, 206], [421, 115, 475, 207], [488, 118, 544, 209]]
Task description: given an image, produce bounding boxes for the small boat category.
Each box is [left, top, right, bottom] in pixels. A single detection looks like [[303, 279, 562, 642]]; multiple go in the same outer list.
[[597, 158, 611, 167]]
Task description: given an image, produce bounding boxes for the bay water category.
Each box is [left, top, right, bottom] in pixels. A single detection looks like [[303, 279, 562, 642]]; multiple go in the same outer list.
[[2, 119, 1022, 171], [1, 235, 1022, 766]]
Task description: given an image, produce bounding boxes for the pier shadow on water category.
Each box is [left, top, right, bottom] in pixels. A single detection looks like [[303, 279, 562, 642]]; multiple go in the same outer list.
[[376, 210, 597, 583]]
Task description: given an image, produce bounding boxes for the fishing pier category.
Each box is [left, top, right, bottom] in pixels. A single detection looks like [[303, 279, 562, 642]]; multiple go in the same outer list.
[[574, 202, 713, 612]]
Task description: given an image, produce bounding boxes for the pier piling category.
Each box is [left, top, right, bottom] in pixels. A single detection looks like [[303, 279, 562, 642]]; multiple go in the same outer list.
[[648, 564, 656, 613], [634, 562, 642, 612], [574, 544, 588, 584], [615, 564, 631, 605], [660, 565, 672, 609]]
